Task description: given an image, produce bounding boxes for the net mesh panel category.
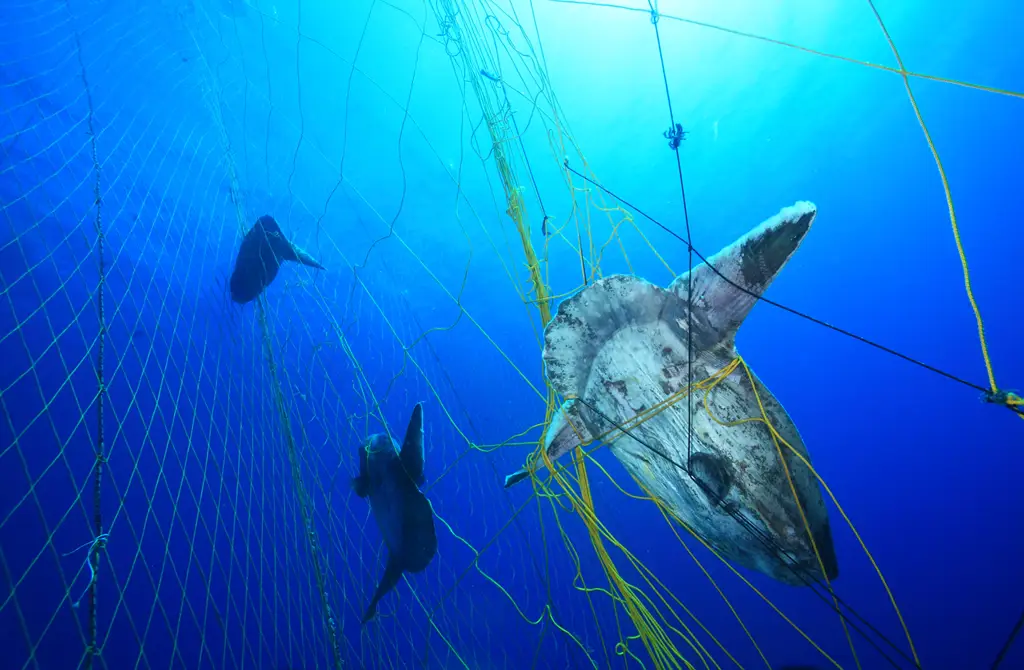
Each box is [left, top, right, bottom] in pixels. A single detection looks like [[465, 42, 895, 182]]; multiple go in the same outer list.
[[1, 0, 1017, 669], [2, 1, 566, 667]]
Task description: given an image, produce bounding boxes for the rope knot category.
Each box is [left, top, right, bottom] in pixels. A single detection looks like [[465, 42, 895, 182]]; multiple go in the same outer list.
[[64, 532, 110, 608], [982, 388, 1024, 412]]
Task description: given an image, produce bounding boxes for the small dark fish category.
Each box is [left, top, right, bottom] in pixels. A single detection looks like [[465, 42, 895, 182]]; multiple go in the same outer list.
[[229, 215, 324, 304], [352, 403, 437, 624]]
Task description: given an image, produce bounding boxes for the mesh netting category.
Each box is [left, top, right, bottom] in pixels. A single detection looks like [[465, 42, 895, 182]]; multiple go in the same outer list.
[[2, 0, 1021, 669]]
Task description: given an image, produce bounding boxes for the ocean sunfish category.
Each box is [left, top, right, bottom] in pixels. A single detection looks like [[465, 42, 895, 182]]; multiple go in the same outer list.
[[353, 403, 438, 623], [505, 201, 838, 586], [229, 214, 324, 303]]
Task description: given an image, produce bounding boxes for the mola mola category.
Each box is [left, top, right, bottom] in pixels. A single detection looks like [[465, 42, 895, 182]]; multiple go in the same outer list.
[[505, 201, 838, 586], [353, 403, 438, 623], [229, 214, 324, 303]]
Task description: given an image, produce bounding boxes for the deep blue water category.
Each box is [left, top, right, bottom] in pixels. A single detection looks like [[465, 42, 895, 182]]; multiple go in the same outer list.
[[1, 1, 1022, 669]]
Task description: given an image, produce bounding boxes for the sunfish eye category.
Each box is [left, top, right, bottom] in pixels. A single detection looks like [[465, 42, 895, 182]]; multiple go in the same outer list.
[[689, 452, 732, 506]]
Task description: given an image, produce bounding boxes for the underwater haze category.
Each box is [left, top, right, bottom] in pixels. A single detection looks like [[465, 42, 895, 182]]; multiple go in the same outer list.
[[0, 0, 1022, 669]]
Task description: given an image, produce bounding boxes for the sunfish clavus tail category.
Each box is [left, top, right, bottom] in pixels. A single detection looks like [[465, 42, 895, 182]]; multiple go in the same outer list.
[[229, 214, 324, 304], [505, 201, 839, 586], [353, 402, 438, 623]]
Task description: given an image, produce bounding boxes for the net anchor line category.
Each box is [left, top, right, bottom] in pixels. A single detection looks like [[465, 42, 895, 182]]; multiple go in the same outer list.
[[187, 20, 345, 663], [256, 301, 342, 670], [63, 0, 107, 664]]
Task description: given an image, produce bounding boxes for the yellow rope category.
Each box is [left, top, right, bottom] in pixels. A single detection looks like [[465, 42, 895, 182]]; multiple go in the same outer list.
[[865, 1, 1014, 417], [699, 356, 921, 667]]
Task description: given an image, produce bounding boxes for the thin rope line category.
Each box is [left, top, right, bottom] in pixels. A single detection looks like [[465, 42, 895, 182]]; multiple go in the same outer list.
[[561, 160, 1022, 416], [66, 4, 106, 664]]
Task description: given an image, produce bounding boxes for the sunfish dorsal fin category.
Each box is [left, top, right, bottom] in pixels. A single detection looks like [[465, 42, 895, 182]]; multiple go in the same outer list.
[[256, 214, 326, 270], [669, 201, 816, 346], [399, 403, 425, 487]]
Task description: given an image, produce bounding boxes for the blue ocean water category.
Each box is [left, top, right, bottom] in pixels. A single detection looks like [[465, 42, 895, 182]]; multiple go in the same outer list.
[[0, 1, 1021, 669]]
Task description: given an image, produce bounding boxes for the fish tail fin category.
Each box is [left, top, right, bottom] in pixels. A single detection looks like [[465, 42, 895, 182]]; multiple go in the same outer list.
[[362, 556, 404, 624]]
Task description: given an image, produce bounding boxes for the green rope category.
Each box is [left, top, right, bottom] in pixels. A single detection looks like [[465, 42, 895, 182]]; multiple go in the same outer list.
[[185, 17, 342, 664], [66, 1, 106, 664], [257, 305, 342, 670]]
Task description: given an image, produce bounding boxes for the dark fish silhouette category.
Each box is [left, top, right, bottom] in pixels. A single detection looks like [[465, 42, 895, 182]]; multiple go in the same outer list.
[[229, 215, 324, 303], [352, 403, 437, 623]]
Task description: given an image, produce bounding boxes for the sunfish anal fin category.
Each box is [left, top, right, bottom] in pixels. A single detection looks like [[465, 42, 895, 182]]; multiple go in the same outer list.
[[669, 201, 816, 346], [504, 399, 593, 488], [503, 468, 530, 488]]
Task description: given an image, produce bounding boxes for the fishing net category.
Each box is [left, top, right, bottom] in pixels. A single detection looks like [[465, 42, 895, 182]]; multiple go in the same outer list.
[[1, 0, 1020, 668]]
